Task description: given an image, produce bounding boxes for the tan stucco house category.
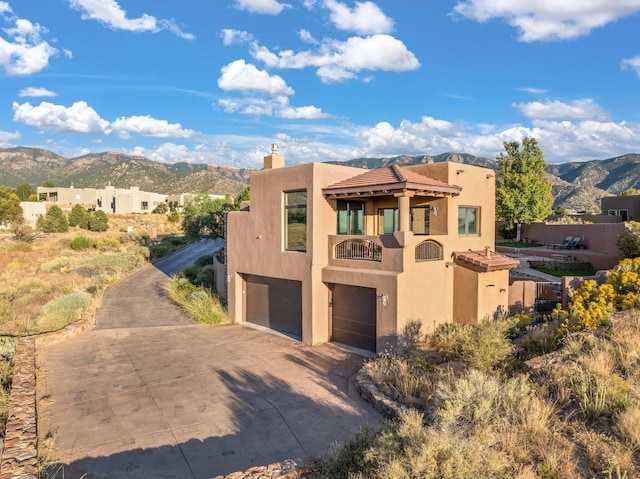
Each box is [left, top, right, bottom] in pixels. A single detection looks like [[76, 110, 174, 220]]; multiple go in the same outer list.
[[226, 147, 517, 353]]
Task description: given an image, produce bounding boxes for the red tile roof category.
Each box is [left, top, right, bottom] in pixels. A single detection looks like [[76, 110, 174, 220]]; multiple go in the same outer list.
[[453, 250, 520, 272], [323, 165, 461, 197]]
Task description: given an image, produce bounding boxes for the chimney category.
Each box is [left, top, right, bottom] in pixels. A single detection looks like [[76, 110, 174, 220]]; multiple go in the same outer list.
[[263, 143, 284, 170]]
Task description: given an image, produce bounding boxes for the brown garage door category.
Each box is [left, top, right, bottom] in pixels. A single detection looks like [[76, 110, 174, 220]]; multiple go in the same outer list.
[[245, 275, 302, 339], [331, 284, 376, 352]]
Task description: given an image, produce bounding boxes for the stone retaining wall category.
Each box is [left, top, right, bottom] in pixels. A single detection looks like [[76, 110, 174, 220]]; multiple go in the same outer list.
[[213, 458, 318, 479], [0, 313, 95, 479]]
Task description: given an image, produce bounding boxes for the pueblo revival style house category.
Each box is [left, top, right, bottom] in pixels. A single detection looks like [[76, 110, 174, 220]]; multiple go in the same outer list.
[[226, 146, 517, 353]]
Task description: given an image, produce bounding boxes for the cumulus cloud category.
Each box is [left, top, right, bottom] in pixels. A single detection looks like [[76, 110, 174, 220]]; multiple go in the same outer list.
[[252, 34, 419, 83], [0, 128, 20, 147], [298, 29, 318, 44], [111, 115, 196, 139], [324, 0, 393, 34], [217, 95, 329, 119], [452, 0, 640, 42], [221, 29, 254, 46], [513, 99, 609, 121], [18, 87, 57, 97], [0, 5, 58, 75], [621, 55, 640, 77], [234, 0, 291, 15], [13, 101, 112, 135], [67, 0, 194, 39], [218, 59, 295, 95]]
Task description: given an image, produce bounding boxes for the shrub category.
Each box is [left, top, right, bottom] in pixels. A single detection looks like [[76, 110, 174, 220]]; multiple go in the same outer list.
[[95, 237, 120, 251], [194, 254, 214, 267], [168, 211, 181, 223], [429, 319, 513, 374], [38, 292, 91, 331], [165, 275, 227, 324], [70, 235, 93, 250], [68, 204, 91, 229], [37, 205, 69, 233], [88, 210, 109, 232]]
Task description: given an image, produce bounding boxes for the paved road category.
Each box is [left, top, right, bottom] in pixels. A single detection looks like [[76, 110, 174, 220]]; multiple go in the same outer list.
[[38, 240, 380, 478]]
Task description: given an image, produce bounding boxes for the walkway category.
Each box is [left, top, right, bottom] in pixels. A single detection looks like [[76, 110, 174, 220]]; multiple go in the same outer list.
[[38, 241, 380, 478]]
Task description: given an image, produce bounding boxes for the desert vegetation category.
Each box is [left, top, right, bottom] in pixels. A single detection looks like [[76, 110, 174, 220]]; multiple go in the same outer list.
[[0, 212, 184, 439], [317, 259, 640, 478]]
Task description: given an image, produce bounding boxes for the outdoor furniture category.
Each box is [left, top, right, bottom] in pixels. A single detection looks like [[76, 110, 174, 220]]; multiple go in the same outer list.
[[549, 237, 585, 250], [548, 237, 573, 249]]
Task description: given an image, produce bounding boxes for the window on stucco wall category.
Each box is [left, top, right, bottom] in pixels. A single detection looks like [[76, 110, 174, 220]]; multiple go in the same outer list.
[[458, 206, 479, 236], [285, 190, 307, 251]]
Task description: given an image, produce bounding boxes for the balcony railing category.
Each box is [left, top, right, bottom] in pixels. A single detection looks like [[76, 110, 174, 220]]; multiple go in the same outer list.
[[335, 239, 382, 262], [415, 239, 443, 262]]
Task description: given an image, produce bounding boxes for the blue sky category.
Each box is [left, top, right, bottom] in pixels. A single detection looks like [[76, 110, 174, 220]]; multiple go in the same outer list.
[[1, 0, 640, 168]]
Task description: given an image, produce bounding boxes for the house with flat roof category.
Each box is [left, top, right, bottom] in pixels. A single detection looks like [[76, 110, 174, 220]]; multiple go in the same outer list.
[[37, 184, 166, 214], [226, 146, 517, 353]]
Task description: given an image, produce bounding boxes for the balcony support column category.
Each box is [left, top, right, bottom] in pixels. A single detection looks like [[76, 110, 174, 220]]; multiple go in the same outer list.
[[394, 191, 414, 247]]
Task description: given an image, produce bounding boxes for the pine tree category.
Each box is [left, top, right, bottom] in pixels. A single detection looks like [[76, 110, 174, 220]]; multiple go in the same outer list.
[[69, 204, 91, 229], [88, 210, 109, 232]]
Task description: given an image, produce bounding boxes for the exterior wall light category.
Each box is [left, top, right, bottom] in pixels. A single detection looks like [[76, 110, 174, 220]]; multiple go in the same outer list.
[[377, 294, 388, 306], [226, 274, 232, 283]]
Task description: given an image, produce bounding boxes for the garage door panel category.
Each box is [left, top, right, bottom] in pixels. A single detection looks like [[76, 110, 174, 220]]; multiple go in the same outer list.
[[331, 284, 376, 352], [245, 275, 302, 338]]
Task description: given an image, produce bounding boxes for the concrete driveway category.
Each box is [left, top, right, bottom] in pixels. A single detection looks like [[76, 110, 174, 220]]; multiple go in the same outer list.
[[38, 241, 380, 478]]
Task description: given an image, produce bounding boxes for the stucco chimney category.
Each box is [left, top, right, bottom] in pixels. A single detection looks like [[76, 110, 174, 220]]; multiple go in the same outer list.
[[264, 143, 284, 170]]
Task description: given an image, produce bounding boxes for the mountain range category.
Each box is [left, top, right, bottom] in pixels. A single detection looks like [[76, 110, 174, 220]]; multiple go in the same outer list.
[[2, 147, 640, 212]]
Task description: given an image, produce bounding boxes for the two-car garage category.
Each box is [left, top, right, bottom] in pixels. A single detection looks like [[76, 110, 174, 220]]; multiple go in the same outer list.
[[243, 275, 377, 353]]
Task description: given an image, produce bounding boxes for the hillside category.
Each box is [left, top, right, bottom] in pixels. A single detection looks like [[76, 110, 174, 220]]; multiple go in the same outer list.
[[0, 147, 249, 197], [2, 147, 639, 212]]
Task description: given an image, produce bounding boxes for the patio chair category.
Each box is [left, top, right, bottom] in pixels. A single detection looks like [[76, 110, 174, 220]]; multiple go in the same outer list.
[[548, 236, 573, 249], [567, 237, 585, 249]]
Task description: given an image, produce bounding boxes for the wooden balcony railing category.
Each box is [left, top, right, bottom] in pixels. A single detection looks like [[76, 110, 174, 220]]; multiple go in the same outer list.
[[335, 239, 382, 262], [415, 239, 443, 262]]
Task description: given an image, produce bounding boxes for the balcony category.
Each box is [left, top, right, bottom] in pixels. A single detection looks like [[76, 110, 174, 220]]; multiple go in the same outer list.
[[334, 238, 382, 262]]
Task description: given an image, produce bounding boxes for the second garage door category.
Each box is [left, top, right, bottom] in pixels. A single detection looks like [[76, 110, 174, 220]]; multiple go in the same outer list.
[[245, 275, 302, 339], [331, 284, 377, 352]]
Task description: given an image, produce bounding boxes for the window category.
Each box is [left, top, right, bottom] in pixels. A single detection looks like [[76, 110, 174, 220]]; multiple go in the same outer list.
[[337, 201, 364, 235], [411, 207, 430, 235], [285, 190, 307, 251], [141, 201, 148, 211], [378, 208, 398, 235], [458, 207, 479, 236], [608, 209, 617, 216], [620, 209, 629, 221]]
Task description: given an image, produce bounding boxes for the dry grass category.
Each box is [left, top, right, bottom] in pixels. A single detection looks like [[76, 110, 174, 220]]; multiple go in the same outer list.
[[331, 311, 640, 478]]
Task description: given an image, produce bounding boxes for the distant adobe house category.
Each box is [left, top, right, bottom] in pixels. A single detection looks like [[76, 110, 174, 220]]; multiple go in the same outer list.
[[601, 194, 640, 222], [225, 146, 517, 353], [37, 184, 166, 214]]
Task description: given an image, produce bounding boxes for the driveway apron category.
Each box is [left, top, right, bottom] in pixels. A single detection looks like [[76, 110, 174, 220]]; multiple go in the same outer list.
[[38, 240, 380, 478]]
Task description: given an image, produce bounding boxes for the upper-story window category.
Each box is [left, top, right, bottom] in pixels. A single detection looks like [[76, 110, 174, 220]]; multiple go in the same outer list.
[[378, 208, 398, 235], [337, 201, 364, 235], [458, 206, 479, 236], [141, 201, 149, 211], [411, 206, 430, 235], [285, 190, 307, 251]]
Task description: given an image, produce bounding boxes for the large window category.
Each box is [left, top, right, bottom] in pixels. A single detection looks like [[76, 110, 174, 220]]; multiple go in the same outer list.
[[411, 206, 430, 235], [458, 206, 479, 236], [378, 208, 398, 235], [337, 201, 364, 235], [285, 190, 307, 251]]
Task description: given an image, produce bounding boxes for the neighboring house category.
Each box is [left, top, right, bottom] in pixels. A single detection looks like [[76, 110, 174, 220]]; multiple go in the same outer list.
[[37, 184, 166, 214], [601, 195, 640, 222], [226, 147, 517, 353], [166, 193, 227, 210], [20, 201, 46, 227]]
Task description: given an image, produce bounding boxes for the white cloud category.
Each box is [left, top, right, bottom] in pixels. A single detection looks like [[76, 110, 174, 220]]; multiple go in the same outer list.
[[324, 0, 394, 34], [518, 87, 547, 94], [18, 87, 57, 97], [221, 29, 254, 46], [0, 6, 58, 75], [298, 29, 318, 44], [111, 115, 196, 139], [234, 0, 290, 15], [63, 48, 73, 59], [67, 0, 194, 39], [218, 59, 295, 95], [621, 55, 640, 77], [252, 34, 419, 83], [13, 100, 112, 135], [452, 0, 640, 42], [513, 99, 609, 121], [0, 129, 20, 147], [217, 95, 329, 119]]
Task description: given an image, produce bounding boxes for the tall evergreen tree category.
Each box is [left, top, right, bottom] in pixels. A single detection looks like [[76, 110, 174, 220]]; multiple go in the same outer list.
[[0, 187, 22, 224], [69, 204, 91, 229], [495, 137, 553, 241], [38, 205, 69, 233]]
